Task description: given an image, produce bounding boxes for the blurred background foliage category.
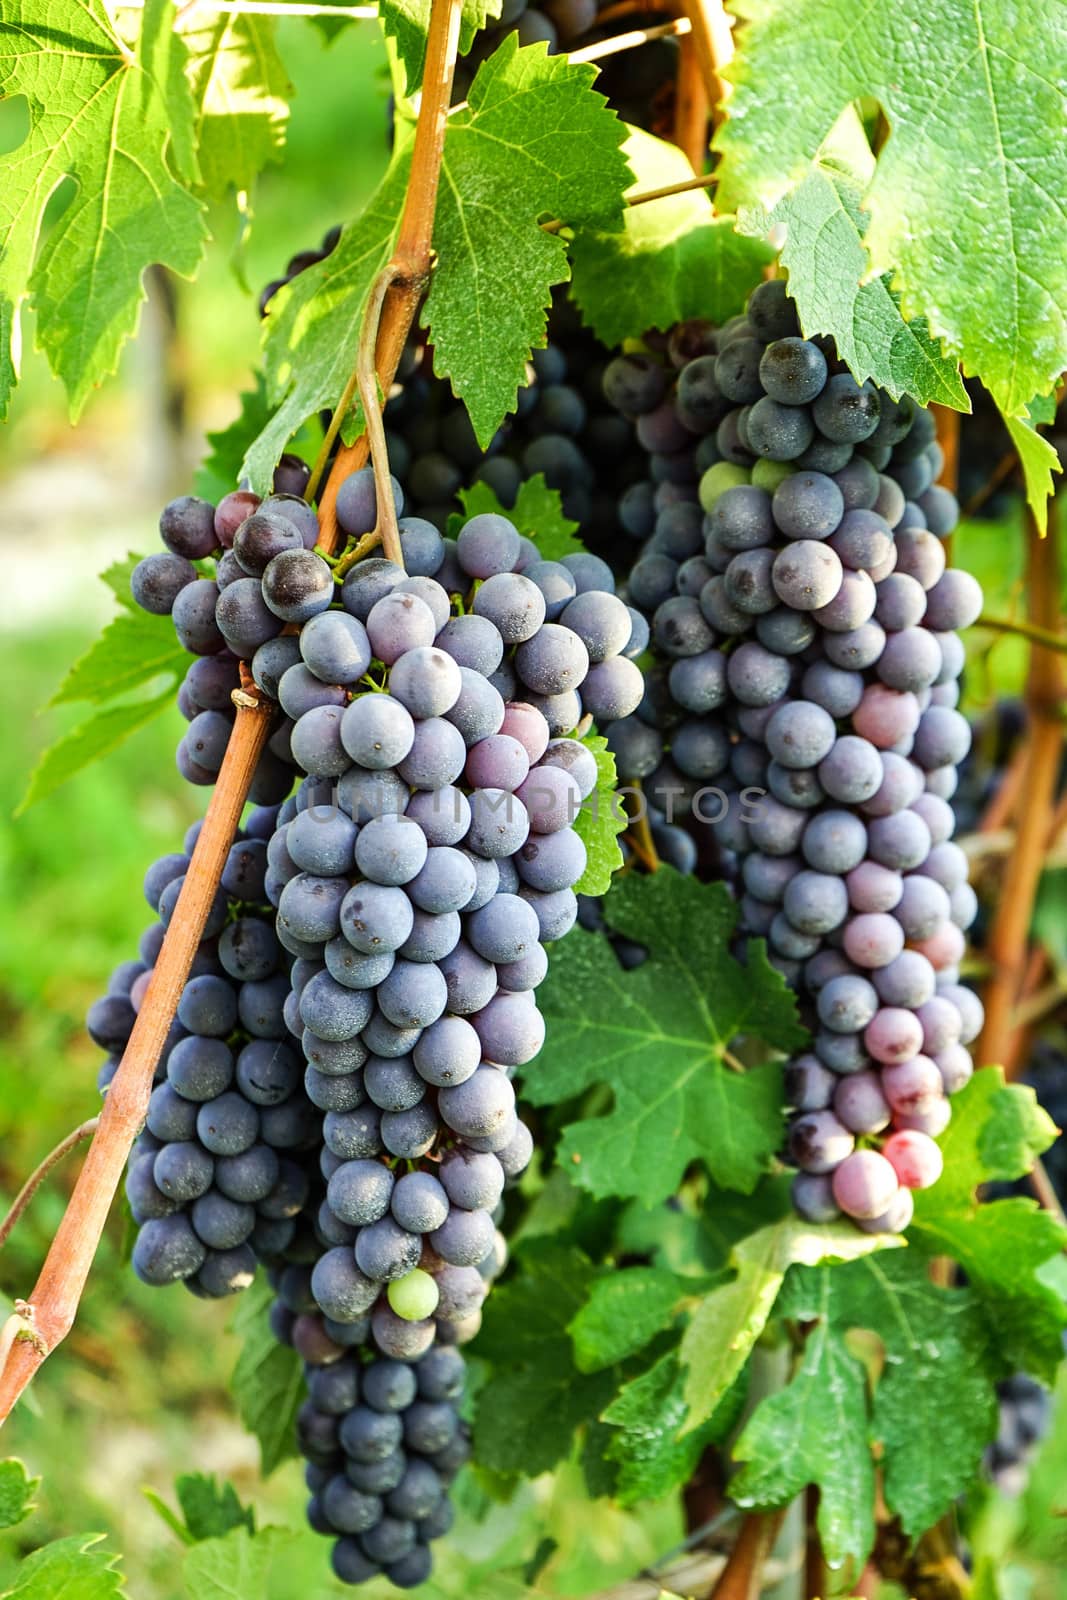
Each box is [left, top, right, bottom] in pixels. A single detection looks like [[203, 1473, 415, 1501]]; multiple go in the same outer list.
[[0, 14, 1065, 1600]]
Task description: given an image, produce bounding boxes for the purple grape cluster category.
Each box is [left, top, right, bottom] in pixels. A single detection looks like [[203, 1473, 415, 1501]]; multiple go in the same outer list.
[[124, 464, 643, 1585], [599, 281, 984, 1231], [88, 809, 320, 1299]]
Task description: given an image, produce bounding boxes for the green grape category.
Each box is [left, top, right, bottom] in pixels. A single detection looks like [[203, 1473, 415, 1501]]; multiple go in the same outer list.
[[387, 1267, 441, 1322]]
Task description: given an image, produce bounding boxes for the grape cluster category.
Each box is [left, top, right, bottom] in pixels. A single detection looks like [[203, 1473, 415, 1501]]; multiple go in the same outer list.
[[87, 813, 321, 1297], [125, 463, 643, 1583], [599, 281, 984, 1231]]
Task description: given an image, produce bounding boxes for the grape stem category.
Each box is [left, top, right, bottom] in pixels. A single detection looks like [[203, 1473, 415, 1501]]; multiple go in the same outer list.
[[0, 692, 274, 1423], [0, 1118, 100, 1253], [977, 613, 1067, 653], [1028, 1157, 1067, 1234], [357, 263, 407, 570], [979, 504, 1065, 1076], [541, 172, 718, 236], [314, 0, 465, 558], [709, 1509, 786, 1600]]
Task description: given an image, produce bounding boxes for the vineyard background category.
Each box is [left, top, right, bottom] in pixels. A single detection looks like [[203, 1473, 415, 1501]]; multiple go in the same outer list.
[[0, 7, 1065, 1598]]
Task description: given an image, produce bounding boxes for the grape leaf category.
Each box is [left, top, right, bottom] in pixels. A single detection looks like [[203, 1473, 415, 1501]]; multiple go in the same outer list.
[[679, 1213, 901, 1434], [569, 127, 773, 346], [179, 12, 290, 198], [380, 0, 504, 96], [749, 115, 967, 409], [0, 1461, 38, 1530], [48, 609, 188, 710], [731, 1253, 1000, 1569], [0, 1534, 125, 1599], [229, 1278, 304, 1476], [473, 1242, 616, 1475], [455, 473, 583, 559], [1002, 408, 1062, 536], [16, 688, 179, 816], [195, 375, 273, 502], [714, 0, 1067, 426], [145, 1476, 255, 1545], [183, 1528, 289, 1600], [572, 734, 625, 897], [602, 1350, 742, 1507], [426, 36, 630, 446], [0, 0, 207, 419], [910, 1069, 1067, 1379], [243, 141, 412, 491], [99, 554, 143, 612], [524, 872, 807, 1204], [569, 1267, 699, 1373]]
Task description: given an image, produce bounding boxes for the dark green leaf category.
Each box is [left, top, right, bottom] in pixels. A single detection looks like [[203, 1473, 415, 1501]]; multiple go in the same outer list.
[[604, 1351, 741, 1506], [473, 1242, 615, 1474], [456, 473, 583, 559], [229, 1278, 304, 1475], [175, 1476, 255, 1542], [426, 36, 630, 446], [525, 873, 807, 1203], [569, 1268, 695, 1373], [195, 375, 273, 503]]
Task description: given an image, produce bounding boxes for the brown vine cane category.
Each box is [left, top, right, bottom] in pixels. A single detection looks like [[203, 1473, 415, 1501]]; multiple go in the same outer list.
[[0, 0, 467, 1423]]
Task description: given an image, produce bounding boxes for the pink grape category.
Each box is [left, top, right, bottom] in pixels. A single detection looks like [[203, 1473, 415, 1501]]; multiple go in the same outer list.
[[912, 920, 966, 970], [852, 685, 921, 749], [882, 1130, 944, 1190], [846, 861, 903, 912], [831, 1149, 900, 1219], [500, 702, 551, 764], [865, 1006, 924, 1064], [843, 913, 904, 968], [881, 1055, 944, 1116], [856, 1186, 914, 1234], [892, 1099, 952, 1138]]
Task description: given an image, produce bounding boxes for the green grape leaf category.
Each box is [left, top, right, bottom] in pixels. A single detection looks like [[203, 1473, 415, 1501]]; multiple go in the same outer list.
[[244, 141, 412, 491], [380, 0, 504, 96], [456, 473, 583, 559], [0, 1534, 125, 1600], [570, 127, 773, 346], [910, 1069, 1067, 1380], [602, 1350, 742, 1507], [572, 734, 625, 897], [731, 1252, 1000, 1569], [679, 1214, 900, 1434], [569, 1267, 699, 1373], [179, 12, 290, 198], [16, 688, 179, 816], [473, 1242, 616, 1475], [229, 1278, 304, 1476], [0, 1461, 38, 1530], [195, 375, 274, 502], [751, 122, 967, 409], [48, 608, 188, 710], [0, 0, 207, 419], [714, 0, 1067, 427], [183, 1528, 289, 1600], [1002, 406, 1062, 536], [524, 872, 807, 1204], [160, 1476, 255, 1544], [426, 36, 630, 446]]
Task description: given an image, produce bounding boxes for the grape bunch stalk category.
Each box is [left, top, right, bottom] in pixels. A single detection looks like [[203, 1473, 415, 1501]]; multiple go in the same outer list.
[[119, 463, 643, 1586], [599, 279, 984, 1232]]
